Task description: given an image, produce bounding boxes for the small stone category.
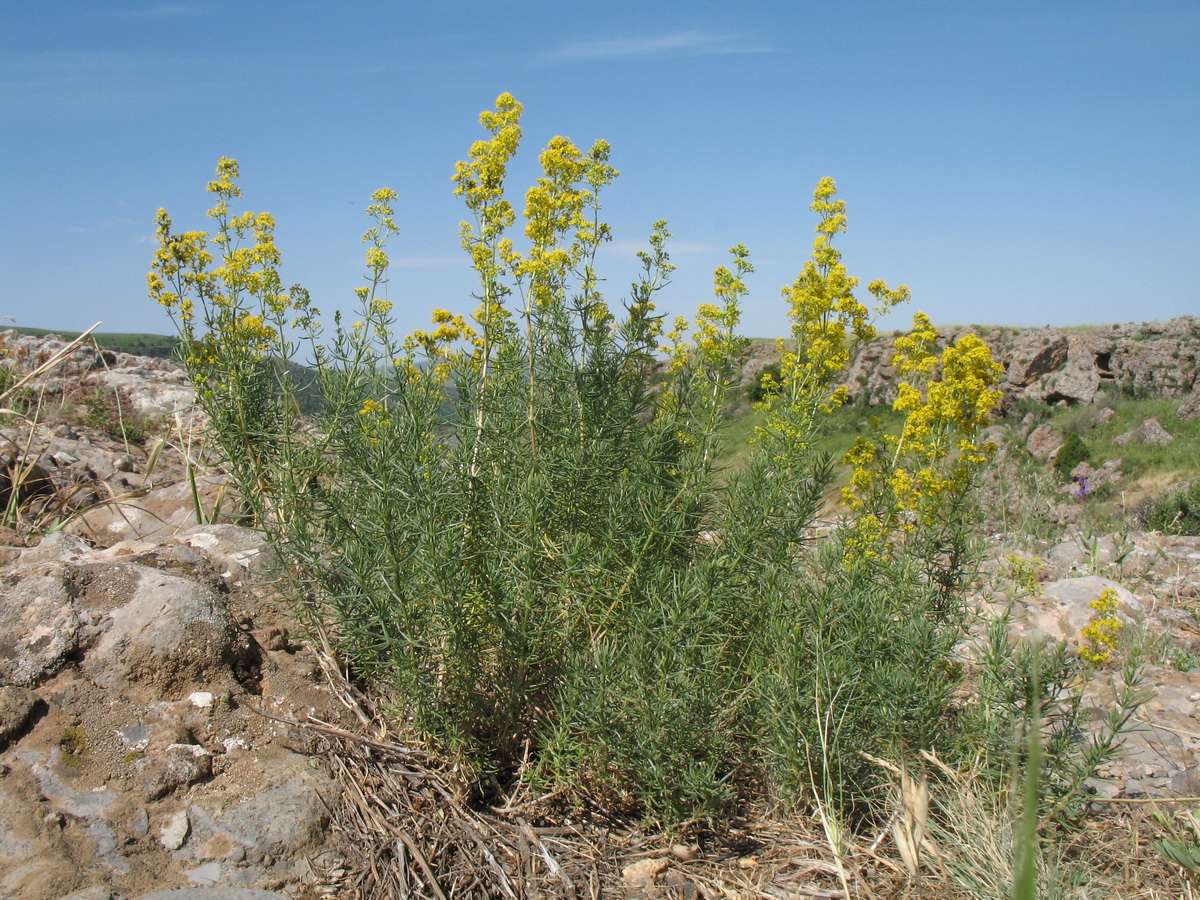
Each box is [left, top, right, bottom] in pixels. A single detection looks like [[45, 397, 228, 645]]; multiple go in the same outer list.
[[670, 843, 700, 861], [119, 724, 151, 751], [140, 744, 213, 800], [254, 625, 289, 652], [0, 685, 42, 750], [189, 691, 215, 708], [185, 860, 222, 885], [623, 856, 669, 887], [160, 809, 190, 850]]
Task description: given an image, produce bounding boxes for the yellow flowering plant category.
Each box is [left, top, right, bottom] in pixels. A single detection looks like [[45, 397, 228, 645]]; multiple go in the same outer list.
[[1079, 588, 1124, 665], [841, 312, 1002, 601], [150, 99, 1039, 831], [147, 157, 319, 515]]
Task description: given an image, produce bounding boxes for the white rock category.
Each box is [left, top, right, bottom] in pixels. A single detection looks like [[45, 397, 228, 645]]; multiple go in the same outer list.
[[189, 692, 215, 708], [160, 809, 190, 850]]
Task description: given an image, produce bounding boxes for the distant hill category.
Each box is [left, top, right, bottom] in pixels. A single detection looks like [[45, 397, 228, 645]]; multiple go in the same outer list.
[[7, 327, 180, 359], [5, 327, 324, 415]]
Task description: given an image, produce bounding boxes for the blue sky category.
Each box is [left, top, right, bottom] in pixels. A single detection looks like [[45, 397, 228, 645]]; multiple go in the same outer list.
[[2, 0, 1197, 340]]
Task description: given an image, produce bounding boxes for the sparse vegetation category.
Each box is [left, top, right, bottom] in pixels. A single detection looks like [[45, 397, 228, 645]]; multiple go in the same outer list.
[[142, 96, 1177, 895], [1137, 479, 1200, 535], [1054, 431, 1091, 479]]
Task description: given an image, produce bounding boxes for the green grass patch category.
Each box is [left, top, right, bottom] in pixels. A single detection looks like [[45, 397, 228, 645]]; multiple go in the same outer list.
[[5, 326, 181, 358], [1044, 396, 1200, 480]]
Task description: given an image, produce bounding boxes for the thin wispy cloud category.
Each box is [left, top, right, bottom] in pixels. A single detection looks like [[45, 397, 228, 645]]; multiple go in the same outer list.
[[605, 239, 723, 258], [0, 50, 256, 118], [537, 31, 769, 65]]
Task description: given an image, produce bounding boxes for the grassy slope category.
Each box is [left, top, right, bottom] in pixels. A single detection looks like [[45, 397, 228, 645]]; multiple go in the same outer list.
[[4, 326, 180, 358]]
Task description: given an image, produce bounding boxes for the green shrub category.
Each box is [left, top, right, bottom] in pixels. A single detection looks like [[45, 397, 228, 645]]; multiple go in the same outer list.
[[748, 361, 782, 403], [1137, 481, 1200, 535], [150, 95, 1006, 827], [1054, 432, 1091, 479]]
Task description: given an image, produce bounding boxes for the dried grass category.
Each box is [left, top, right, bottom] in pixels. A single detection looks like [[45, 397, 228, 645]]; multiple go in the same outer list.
[[271, 694, 1198, 900]]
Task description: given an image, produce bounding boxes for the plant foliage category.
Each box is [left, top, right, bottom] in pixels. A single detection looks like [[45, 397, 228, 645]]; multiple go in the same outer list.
[[150, 94, 1013, 826]]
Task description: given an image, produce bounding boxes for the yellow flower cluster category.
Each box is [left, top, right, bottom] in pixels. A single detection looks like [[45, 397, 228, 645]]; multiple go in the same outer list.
[[147, 157, 318, 369], [777, 178, 909, 406], [843, 315, 1002, 555], [227, 312, 276, 351], [404, 309, 479, 383], [453, 93, 521, 297], [357, 398, 389, 446], [1079, 588, 1124, 665], [660, 245, 751, 377]]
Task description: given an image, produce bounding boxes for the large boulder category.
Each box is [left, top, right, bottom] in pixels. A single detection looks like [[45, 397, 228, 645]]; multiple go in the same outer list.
[[66, 474, 236, 547], [1, 533, 256, 697], [1179, 390, 1200, 421], [1039, 337, 1102, 404], [1006, 332, 1069, 388], [1114, 418, 1174, 446], [1019, 576, 1142, 646], [0, 559, 84, 687], [1025, 423, 1063, 459]]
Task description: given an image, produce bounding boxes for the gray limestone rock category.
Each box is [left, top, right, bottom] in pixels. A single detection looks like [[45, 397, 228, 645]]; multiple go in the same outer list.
[[0, 562, 82, 687], [138, 744, 214, 801], [80, 566, 253, 697], [1019, 576, 1142, 646], [1114, 417, 1174, 446], [183, 754, 335, 868], [66, 474, 235, 547], [172, 525, 274, 582]]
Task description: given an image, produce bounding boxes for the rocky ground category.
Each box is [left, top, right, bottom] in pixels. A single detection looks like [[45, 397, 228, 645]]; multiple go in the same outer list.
[[1, 327, 1199, 898], [1, 332, 359, 899], [0, 524, 357, 900], [977, 532, 1200, 800]]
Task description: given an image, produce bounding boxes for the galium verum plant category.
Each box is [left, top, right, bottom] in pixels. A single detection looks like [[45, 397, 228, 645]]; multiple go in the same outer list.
[[151, 93, 1013, 826]]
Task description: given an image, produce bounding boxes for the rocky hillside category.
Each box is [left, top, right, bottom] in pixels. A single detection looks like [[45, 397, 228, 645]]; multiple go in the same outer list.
[[741, 315, 1200, 409], [3, 327, 1200, 897]]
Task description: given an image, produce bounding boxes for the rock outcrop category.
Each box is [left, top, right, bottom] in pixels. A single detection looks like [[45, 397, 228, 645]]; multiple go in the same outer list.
[[741, 316, 1200, 408], [0, 525, 352, 900]]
